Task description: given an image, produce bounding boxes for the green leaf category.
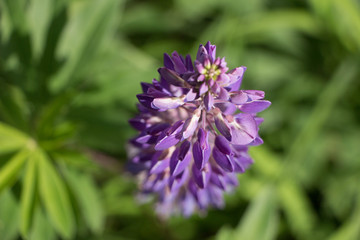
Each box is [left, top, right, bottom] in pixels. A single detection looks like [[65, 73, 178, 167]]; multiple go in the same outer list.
[[30, 208, 56, 240], [285, 59, 359, 183], [36, 90, 76, 140], [62, 166, 104, 234], [50, 0, 121, 91], [20, 153, 38, 238], [0, 122, 28, 155], [1, 0, 28, 34], [0, 84, 29, 132], [27, 0, 54, 60], [309, 0, 360, 52], [0, 149, 28, 194], [234, 186, 279, 240], [37, 149, 75, 239], [331, 0, 360, 52], [2, 0, 33, 67], [328, 193, 360, 240], [0, 0, 13, 43], [249, 145, 282, 179], [0, 190, 19, 240], [215, 226, 234, 240], [278, 180, 316, 238]]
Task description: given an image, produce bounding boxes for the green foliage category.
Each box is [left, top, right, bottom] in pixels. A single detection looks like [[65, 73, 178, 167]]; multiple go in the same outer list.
[[1, 0, 360, 239]]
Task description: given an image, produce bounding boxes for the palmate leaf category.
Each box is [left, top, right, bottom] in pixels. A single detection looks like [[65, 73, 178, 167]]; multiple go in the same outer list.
[[0, 122, 28, 155], [37, 149, 75, 239], [328, 192, 360, 240], [309, 0, 360, 52], [0, 84, 29, 132], [1, 0, 32, 67], [278, 180, 316, 239], [50, 0, 122, 92], [285, 59, 359, 184], [250, 146, 317, 238], [233, 186, 279, 240], [1, 0, 28, 34], [30, 208, 56, 240], [20, 153, 38, 238], [0, 190, 19, 240], [216, 186, 279, 240], [62, 166, 104, 234], [27, 0, 53, 60], [215, 226, 234, 240], [0, 149, 28, 194]]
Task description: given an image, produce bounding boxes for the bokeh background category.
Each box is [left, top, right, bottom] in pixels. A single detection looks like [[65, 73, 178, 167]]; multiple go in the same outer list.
[[1, 0, 360, 239]]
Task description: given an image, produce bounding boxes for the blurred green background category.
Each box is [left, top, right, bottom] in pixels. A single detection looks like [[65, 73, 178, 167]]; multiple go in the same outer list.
[[0, 0, 360, 239]]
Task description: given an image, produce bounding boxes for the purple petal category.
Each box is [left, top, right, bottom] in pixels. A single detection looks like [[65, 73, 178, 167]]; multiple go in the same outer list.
[[212, 147, 234, 172], [135, 133, 158, 144], [192, 141, 203, 170], [132, 152, 154, 163], [215, 135, 232, 155], [141, 82, 153, 93], [146, 87, 169, 98], [224, 173, 239, 187], [232, 155, 253, 173], [204, 92, 214, 111], [230, 91, 249, 104], [218, 87, 230, 100], [216, 74, 230, 86], [164, 53, 174, 70], [158, 67, 186, 87], [150, 158, 170, 174], [129, 117, 147, 131], [248, 136, 264, 146], [244, 90, 265, 100], [214, 110, 232, 141], [199, 82, 208, 95], [178, 140, 191, 160], [210, 82, 220, 94], [167, 120, 185, 135], [154, 124, 183, 150], [170, 150, 191, 176], [254, 117, 264, 126], [203, 57, 211, 69], [238, 100, 271, 113], [154, 133, 180, 150], [192, 163, 211, 189], [229, 114, 257, 145], [208, 186, 224, 208], [146, 123, 170, 135], [171, 51, 187, 74], [196, 45, 207, 62], [210, 172, 227, 190], [197, 128, 207, 146], [185, 89, 197, 101], [169, 168, 189, 192], [214, 102, 237, 115], [195, 62, 206, 74], [182, 109, 201, 139], [185, 54, 194, 71], [205, 41, 216, 62], [152, 96, 185, 111], [197, 74, 205, 82], [192, 129, 211, 170], [227, 66, 246, 91], [181, 191, 196, 217], [137, 94, 155, 109], [219, 57, 228, 71]]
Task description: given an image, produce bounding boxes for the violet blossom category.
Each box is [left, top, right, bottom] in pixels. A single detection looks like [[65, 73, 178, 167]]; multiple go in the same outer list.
[[128, 41, 270, 217]]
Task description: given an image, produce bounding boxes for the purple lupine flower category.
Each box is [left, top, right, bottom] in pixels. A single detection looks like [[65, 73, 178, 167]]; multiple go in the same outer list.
[[128, 41, 271, 217]]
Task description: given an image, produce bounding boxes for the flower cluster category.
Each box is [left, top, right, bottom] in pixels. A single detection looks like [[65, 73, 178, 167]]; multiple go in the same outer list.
[[128, 42, 270, 216]]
